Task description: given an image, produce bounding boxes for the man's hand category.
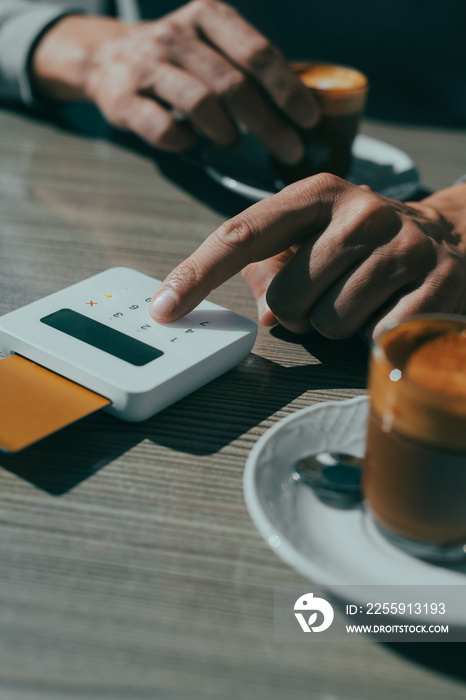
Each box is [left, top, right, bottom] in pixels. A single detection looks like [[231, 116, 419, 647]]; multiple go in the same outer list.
[[31, 0, 318, 162], [148, 175, 466, 339]]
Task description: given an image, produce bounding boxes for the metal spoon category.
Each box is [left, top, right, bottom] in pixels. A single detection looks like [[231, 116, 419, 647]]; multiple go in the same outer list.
[[293, 452, 364, 507]]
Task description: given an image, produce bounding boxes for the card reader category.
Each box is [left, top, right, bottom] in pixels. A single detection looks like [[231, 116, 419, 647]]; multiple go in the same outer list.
[[0, 267, 257, 451]]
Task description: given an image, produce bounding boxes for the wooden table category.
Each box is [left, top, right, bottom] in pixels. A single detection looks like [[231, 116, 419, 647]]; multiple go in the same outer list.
[[0, 106, 465, 700]]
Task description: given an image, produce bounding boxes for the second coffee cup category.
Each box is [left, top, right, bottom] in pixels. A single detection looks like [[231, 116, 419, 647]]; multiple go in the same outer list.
[[273, 62, 368, 184], [364, 315, 466, 561]]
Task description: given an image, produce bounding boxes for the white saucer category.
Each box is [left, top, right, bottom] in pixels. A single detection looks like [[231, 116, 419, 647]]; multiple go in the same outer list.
[[204, 134, 420, 202], [244, 396, 466, 620]]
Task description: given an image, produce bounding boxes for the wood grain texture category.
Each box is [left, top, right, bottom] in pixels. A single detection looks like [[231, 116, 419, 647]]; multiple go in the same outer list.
[[0, 107, 465, 699]]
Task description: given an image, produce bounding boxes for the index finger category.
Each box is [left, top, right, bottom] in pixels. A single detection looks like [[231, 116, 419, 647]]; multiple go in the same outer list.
[[188, 0, 319, 128], [149, 175, 343, 322]]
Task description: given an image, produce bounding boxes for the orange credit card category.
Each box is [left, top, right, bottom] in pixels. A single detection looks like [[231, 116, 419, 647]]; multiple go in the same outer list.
[[0, 355, 110, 452]]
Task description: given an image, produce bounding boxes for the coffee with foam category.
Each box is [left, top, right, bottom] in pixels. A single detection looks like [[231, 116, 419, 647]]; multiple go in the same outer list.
[[297, 65, 367, 90], [405, 330, 466, 400], [272, 62, 368, 183], [365, 317, 466, 550], [294, 63, 368, 115], [369, 319, 466, 451]]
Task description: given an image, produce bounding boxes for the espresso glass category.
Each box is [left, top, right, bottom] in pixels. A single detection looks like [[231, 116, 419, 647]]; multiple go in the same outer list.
[[364, 315, 466, 561], [272, 62, 368, 185]]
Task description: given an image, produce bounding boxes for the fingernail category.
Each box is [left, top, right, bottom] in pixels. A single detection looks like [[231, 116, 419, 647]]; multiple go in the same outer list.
[[276, 133, 304, 165], [149, 288, 177, 320], [257, 293, 278, 327]]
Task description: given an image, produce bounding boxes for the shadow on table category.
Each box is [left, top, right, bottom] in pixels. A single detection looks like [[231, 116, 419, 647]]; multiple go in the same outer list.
[[2, 104, 429, 221], [92, 120, 431, 216], [0, 331, 368, 495]]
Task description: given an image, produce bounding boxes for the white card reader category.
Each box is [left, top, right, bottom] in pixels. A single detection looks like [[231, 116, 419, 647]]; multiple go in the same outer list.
[[0, 267, 257, 421]]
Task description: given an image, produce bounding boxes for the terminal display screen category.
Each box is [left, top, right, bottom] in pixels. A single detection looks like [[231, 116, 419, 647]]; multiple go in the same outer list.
[[41, 308, 163, 367]]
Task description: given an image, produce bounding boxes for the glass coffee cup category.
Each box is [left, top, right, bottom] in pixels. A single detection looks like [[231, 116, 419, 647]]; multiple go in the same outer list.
[[272, 62, 369, 185], [364, 315, 466, 561]]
